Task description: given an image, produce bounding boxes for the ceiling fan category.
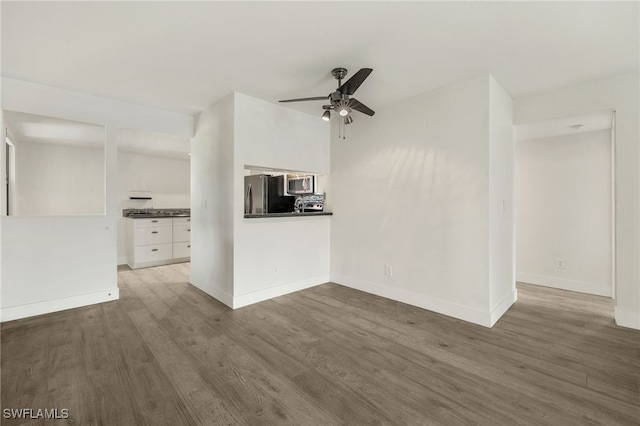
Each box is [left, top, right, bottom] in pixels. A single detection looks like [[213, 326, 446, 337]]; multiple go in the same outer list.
[[279, 68, 375, 137]]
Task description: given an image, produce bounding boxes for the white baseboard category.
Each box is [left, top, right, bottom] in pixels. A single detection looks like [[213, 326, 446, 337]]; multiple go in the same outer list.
[[516, 272, 611, 297], [192, 283, 234, 309], [615, 306, 640, 330], [117, 256, 128, 266], [489, 288, 518, 326], [331, 274, 495, 328], [1, 288, 120, 323], [232, 275, 329, 309]]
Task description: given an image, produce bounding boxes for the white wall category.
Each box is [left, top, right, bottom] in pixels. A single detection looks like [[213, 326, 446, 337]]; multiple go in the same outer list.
[[330, 74, 515, 327], [1, 78, 193, 321], [14, 141, 104, 216], [514, 71, 639, 330], [489, 76, 516, 323], [234, 92, 329, 175], [190, 94, 235, 305], [116, 150, 190, 264], [0, 78, 3, 312], [191, 92, 331, 308], [233, 93, 330, 306], [516, 130, 612, 296]]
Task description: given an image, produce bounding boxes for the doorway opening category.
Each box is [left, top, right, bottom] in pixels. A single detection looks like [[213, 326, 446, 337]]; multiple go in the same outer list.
[[4, 129, 15, 216], [514, 109, 616, 306], [116, 128, 191, 270]]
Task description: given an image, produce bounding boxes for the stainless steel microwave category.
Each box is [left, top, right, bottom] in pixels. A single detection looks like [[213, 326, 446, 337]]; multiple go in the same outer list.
[[286, 174, 315, 195]]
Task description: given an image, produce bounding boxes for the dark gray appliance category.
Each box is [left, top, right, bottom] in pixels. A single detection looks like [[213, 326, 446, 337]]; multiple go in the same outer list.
[[244, 175, 295, 215]]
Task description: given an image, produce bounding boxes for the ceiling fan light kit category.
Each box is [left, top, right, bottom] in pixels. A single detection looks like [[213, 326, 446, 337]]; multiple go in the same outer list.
[[279, 67, 375, 139]]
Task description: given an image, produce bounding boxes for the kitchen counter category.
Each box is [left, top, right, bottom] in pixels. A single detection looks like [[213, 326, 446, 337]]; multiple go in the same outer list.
[[126, 214, 190, 218], [126, 212, 191, 269], [244, 212, 333, 219], [123, 208, 190, 218]]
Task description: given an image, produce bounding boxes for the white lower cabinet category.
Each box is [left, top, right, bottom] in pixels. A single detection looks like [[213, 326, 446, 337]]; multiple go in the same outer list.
[[134, 226, 172, 246], [134, 243, 173, 264], [127, 217, 191, 269], [172, 241, 191, 259], [172, 217, 191, 260], [173, 225, 191, 244]]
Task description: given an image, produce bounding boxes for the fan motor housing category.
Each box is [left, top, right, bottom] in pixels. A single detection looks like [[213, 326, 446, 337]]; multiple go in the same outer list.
[[330, 91, 345, 102]]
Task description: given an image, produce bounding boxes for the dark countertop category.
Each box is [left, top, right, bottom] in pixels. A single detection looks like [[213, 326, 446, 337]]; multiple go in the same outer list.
[[244, 212, 333, 219], [123, 208, 190, 218], [126, 214, 190, 218]]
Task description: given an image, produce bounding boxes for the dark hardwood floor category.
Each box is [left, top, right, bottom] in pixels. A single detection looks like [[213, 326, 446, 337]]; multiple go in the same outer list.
[[2, 263, 639, 425]]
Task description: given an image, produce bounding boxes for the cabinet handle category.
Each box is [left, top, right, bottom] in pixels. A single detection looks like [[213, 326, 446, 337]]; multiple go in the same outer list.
[[152, 249, 159, 252], [187, 245, 191, 248], [151, 231, 158, 234], [187, 229, 191, 232], [151, 220, 158, 223]]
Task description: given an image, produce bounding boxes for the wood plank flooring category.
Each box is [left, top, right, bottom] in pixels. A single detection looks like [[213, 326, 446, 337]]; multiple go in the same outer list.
[[1, 263, 639, 425]]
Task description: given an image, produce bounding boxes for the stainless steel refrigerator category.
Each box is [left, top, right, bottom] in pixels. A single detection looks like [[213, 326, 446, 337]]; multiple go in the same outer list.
[[244, 174, 294, 215]]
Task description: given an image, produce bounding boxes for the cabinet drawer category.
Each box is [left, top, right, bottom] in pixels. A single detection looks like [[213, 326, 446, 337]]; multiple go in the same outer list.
[[173, 241, 191, 259], [173, 217, 191, 226], [133, 218, 173, 228], [173, 225, 191, 242], [134, 243, 172, 263], [134, 226, 172, 246]]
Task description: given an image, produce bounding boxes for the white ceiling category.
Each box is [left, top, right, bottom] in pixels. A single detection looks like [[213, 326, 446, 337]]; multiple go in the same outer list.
[[1, 1, 638, 119]]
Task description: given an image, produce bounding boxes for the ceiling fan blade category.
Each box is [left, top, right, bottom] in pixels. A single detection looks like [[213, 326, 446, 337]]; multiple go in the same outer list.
[[339, 68, 373, 95], [279, 96, 328, 103], [349, 98, 375, 116]]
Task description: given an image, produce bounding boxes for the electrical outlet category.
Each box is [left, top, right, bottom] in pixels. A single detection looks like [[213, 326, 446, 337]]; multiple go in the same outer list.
[[385, 265, 393, 277], [555, 259, 565, 269]]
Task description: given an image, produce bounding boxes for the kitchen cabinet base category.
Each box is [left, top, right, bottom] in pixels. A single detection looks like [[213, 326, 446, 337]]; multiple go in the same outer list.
[[127, 216, 191, 270], [127, 257, 190, 270]]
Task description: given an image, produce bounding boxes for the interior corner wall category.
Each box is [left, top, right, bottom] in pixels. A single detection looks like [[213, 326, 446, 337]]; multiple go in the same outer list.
[[232, 93, 330, 306], [330, 74, 501, 327], [514, 71, 640, 330], [516, 130, 613, 297], [190, 93, 235, 307], [488, 76, 516, 325], [1, 78, 193, 322]]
